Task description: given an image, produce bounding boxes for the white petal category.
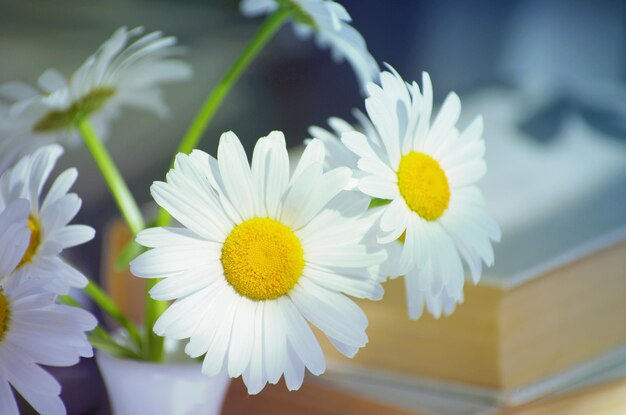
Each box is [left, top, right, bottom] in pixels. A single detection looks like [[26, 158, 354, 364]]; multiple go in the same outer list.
[[0, 378, 19, 415], [202, 293, 239, 376], [48, 224, 94, 248], [136, 226, 208, 248], [358, 175, 398, 199], [404, 268, 425, 320], [242, 302, 266, 394], [41, 168, 77, 212], [263, 300, 286, 384], [414, 72, 433, 149], [424, 92, 461, 152], [292, 138, 324, 185], [341, 131, 382, 162], [283, 343, 305, 391], [183, 281, 231, 357], [260, 132, 289, 218], [227, 299, 257, 378], [217, 131, 256, 219], [150, 181, 229, 242], [302, 264, 383, 300], [0, 199, 29, 275], [290, 280, 367, 348], [283, 298, 325, 375]]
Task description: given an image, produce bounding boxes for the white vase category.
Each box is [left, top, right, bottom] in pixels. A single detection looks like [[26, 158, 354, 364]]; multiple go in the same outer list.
[[96, 350, 230, 415]]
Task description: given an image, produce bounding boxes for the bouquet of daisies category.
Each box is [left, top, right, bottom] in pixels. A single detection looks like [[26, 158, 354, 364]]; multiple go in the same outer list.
[[0, 0, 499, 413]]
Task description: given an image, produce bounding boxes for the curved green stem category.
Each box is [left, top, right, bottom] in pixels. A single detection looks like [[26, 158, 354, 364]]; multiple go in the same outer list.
[[143, 278, 166, 362], [77, 118, 146, 235], [176, 8, 290, 157], [155, 9, 289, 229], [59, 294, 142, 359]]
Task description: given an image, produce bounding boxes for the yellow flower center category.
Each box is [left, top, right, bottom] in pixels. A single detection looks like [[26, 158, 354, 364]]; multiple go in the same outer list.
[[0, 290, 9, 341], [19, 216, 41, 267], [397, 151, 450, 221], [34, 87, 115, 132], [221, 217, 304, 301]]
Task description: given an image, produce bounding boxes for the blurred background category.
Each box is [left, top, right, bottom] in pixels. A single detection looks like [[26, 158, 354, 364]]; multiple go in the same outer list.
[[2, 0, 626, 413]]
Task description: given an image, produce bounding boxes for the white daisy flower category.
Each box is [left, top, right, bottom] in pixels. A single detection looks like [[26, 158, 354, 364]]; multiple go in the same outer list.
[[131, 131, 386, 394], [0, 144, 94, 294], [240, 0, 379, 89], [0, 198, 97, 415], [0, 26, 192, 146], [339, 67, 501, 319]]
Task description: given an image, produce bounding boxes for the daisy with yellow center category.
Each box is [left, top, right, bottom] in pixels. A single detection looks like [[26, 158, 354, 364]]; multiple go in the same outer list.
[[131, 131, 386, 393], [335, 67, 501, 319], [0, 145, 94, 293], [0, 198, 96, 415], [0, 26, 191, 146]]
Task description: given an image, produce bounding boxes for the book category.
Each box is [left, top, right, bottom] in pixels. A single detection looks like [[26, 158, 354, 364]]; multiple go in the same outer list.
[[319, 360, 626, 415]]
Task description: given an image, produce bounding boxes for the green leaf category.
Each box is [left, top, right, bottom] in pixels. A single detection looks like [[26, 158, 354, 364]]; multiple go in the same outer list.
[[369, 198, 393, 209], [88, 333, 142, 360], [115, 239, 145, 272]]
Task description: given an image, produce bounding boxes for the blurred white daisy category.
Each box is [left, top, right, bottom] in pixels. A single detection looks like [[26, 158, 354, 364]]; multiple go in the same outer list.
[[240, 0, 379, 89], [339, 67, 501, 319], [0, 26, 192, 146], [0, 198, 96, 415], [0, 145, 94, 294], [131, 131, 386, 393]]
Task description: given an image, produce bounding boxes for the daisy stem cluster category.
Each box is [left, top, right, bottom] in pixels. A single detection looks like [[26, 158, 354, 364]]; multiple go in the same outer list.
[[77, 119, 158, 358], [59, 294, 141, 359], [82, 281, 143, 351], [154, 7, 290, 228]]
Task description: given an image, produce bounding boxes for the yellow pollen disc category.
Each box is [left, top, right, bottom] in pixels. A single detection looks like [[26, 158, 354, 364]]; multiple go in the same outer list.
[[221, 218, 305, 301], [397, 151, 450, 221], [0, 290, 9, 341], [19, 216, 41, 267]]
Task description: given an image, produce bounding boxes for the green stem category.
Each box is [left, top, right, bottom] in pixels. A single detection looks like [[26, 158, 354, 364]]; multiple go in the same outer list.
[[81, 283, 143, 351], [154, 8, 289, 229], [77, 118, 146, 235], [176, 8, 289, 158], [143, 278, 166, 362], [88, 328, 142, 359]]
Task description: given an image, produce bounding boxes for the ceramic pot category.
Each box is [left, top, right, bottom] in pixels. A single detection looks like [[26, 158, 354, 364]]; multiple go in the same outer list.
[[96, 350, 230, 415]]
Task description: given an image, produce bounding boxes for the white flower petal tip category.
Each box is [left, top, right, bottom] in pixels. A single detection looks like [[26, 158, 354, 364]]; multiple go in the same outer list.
[[240, 0, 378, 89], [0, 26, 191, 146], [133, 131, 384, 393], [0, 146, 91, 293]]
